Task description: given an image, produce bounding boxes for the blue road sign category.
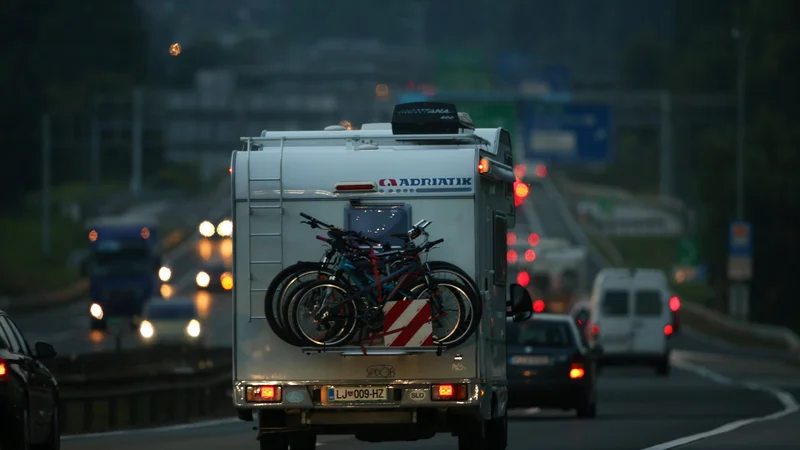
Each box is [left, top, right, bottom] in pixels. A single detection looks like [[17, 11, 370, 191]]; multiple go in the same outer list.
[[729, 221, 752, 256], [494, 53, 536, 88], [521, 101, 613, 164]]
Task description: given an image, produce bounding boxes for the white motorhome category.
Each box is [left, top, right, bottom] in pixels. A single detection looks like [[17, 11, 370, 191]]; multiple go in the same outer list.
[[230, 103, 533, 450], [588, 268, 673, 375]]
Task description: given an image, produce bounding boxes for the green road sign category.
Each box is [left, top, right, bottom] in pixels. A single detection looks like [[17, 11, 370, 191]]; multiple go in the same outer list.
[[676, 235, 699, 265], [435, 49, 492, 91]]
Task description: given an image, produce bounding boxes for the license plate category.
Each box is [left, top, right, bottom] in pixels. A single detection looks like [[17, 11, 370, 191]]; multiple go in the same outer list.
[[325, 386, 389, 403], [509, 355, 550, 366]]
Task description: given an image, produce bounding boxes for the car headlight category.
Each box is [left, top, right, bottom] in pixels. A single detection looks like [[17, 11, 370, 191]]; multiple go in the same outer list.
[[186, 319, 201, 337], [196, 271, 210, 288], [139, 320, 154, 338], [216, 219, 233, 237], [158, 266, 172, 282], [220, 272, 234, 290], [90, 303, 104, 320], [198, 221, 215, 238]]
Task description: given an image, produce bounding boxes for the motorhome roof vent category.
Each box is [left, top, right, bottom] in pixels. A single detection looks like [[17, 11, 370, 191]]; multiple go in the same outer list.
[[390, 102, 475, 135], [324, 125, 348, 131]]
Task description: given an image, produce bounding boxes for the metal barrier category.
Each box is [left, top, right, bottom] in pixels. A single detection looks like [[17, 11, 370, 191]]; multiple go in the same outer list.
[[59, 364, 233, 434], [46, 346, 230, 379]]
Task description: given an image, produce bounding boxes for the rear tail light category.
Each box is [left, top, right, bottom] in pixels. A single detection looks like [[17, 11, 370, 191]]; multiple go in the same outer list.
[[664, 324, 674, 336], [569, 362, 585, 379], [532, 299, 545, 313], [431, 383, 468, 401], [669, 296, 681, 312], [507, 250, 518, 264], [590, 323, 600, 337], [246, 385, 282, 402], [0, 360, 7, 381], [516, 271, 530, 286]]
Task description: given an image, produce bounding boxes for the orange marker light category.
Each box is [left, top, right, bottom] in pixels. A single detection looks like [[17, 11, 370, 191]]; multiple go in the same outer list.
[[141, 227, 151, 239], [88, 230, 98, 242], [478, 158, 491, 174], [438, 384, 454, 397], [515, 183, 529, 197], [0, 361, 6, 376], [569, 365, 585, 379], [259, 386, 276, 400]]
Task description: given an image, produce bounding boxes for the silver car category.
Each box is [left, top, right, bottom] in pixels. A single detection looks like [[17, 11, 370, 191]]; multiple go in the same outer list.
[[138, 298, 206, 347]]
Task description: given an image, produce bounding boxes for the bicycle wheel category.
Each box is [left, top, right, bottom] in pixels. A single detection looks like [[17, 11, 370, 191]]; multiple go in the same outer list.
[[425, 261, 482, 330], [264, 262, 334, 346], [409, 278, 480, 348], [286, 278, 361, 347]]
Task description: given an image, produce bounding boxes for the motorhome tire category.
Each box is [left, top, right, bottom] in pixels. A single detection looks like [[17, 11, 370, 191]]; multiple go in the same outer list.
[[456, 416, 489, 450], [264, 262, 333, 346], [486, 411, 508, 450], [286, 279, 361, 346], [409, 278, 481, 348], [287, 432, 317, 450]]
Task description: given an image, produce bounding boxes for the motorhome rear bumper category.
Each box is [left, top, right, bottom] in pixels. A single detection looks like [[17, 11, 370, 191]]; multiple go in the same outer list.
[[233, 380, 490, 410]]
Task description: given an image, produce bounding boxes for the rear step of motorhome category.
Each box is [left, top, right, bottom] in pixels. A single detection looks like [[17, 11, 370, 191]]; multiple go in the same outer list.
[[245, 136, 286, 322], [300, 346, 446, 356]]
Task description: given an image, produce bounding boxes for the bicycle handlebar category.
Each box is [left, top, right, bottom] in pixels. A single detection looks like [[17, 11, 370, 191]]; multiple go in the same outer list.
[[300, 212, 337, 230], [316, 235, 331, 243]]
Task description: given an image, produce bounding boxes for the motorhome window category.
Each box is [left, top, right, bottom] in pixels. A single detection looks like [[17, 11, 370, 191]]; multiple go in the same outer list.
[[634, 291, 663, 317], [601, 290, 630, 316], [346, 205, 409, 247], [492, 213, 508, 285], [508, 320, 574, 347]]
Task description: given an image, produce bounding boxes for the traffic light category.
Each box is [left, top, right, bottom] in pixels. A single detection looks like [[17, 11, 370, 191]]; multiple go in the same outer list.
[[513, 180, 530, 207]]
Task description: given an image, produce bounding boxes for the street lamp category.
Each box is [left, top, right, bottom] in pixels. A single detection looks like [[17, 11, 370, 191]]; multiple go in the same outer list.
[[731, 28, 746, 220]]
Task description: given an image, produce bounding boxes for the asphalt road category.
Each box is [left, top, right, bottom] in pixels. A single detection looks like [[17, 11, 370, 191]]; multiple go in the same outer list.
[[12, 221, 233, 356], [60, 347, 800, 449]]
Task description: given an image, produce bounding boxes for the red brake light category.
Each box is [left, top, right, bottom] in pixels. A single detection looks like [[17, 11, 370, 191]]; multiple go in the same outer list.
[[535, 164, 548, 178], [664, 324, 674, 336], [507, 250, 518, 263], [528, 233, 540, 246], [334, 183, 377, 192], [514, 182, 530, 198], [524, 249, 536, 261], [590, 323, 600, 336], [0, 360, 7, 379], [514, 164, 527, 179], [507, 232, 517, 245], [432, 383, 467, 401], [532, 299, 545, 313], [669, 296, 681, 312], [517, 271, 530, 287]]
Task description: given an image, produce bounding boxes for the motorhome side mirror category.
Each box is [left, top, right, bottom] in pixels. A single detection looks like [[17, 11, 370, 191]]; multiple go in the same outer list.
[[34, 342, 57, 359], [507, 284, 533, 317]]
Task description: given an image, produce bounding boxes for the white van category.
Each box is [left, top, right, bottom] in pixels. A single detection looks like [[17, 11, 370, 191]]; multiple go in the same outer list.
[[588, 268, 673, 375]]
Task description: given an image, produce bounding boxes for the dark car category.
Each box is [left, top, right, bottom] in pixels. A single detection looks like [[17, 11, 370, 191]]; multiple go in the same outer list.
[[507, 313, 601, 418], [0, 309, 60, 449], [195, 260, 233, 292]]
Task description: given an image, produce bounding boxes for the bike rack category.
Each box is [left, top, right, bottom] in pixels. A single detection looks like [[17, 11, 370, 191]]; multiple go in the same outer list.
[[300, 346, 446, 357]]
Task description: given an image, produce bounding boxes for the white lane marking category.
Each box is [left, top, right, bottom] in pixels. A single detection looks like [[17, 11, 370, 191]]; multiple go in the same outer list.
[[61, 418, 240, 440], [640, 359, 800, 450]]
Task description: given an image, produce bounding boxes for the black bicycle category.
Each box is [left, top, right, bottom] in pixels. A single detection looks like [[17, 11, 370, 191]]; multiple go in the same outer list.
[[263, 213, 482, 348]]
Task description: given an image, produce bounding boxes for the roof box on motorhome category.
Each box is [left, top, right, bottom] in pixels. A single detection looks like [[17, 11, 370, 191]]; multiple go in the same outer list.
[[390, 102, 475, 135]]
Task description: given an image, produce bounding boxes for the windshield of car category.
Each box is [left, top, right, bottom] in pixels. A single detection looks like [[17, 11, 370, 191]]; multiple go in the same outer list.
[[507, 320, 575, 348], [146, 303, 196, 320]]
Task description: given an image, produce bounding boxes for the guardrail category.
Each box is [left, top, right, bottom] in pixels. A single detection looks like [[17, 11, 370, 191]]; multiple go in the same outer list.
[[46, 346, 230, 378], [548, 174, 800, 359], [53, 346, 233, 434], [60, 361, 232, 434]]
